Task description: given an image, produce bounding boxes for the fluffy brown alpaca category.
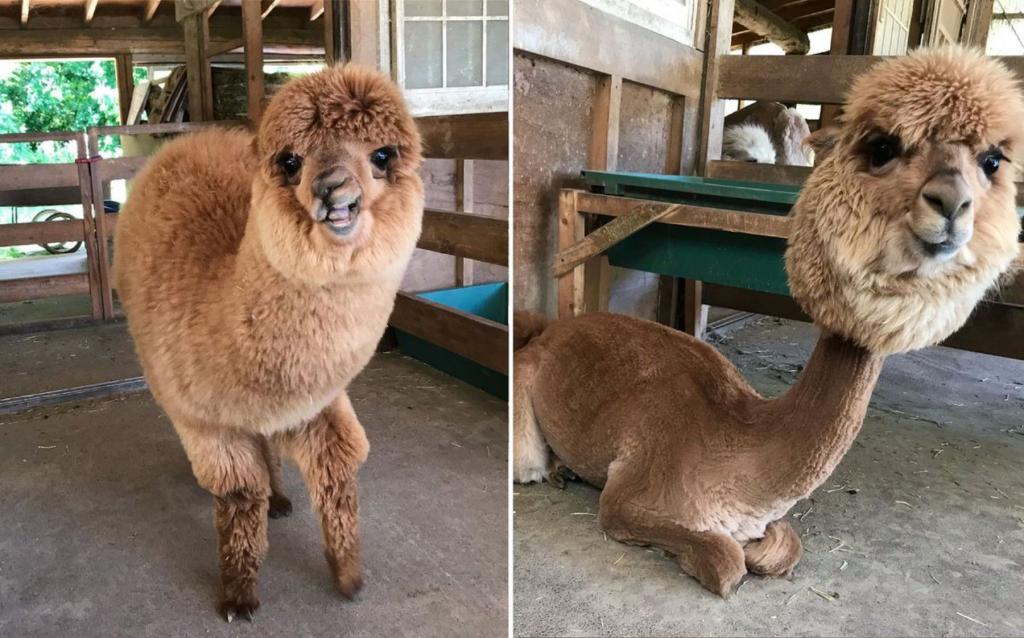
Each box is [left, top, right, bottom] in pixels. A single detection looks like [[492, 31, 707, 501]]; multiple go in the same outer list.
[[113, 66, 423, 620], [514, 47, 1024, 596]]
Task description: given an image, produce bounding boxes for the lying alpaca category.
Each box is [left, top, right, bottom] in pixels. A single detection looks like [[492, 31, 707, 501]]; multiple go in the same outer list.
[[514, 47, 1023, 596], [722, 123, 776, 164], [114, 66, 423, 619]]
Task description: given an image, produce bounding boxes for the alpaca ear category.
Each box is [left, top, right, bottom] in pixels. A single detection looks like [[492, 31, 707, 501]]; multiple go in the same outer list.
[[804, 126, 839, 165]]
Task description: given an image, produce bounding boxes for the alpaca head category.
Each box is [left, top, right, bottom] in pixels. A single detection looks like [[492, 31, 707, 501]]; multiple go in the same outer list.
[[723, 124, 777, 164], [251, 65, 424, 285], [785, 46, 1024, 354]]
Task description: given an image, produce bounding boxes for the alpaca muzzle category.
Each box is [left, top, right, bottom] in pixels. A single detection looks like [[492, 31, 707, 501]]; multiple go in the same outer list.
[[912, 171, 974, 259], [313, 170, 362, 236]]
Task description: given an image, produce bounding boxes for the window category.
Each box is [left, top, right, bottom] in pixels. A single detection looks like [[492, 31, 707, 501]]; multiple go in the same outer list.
[[579, 0, 697, 46], [393, 0, 509, 116]]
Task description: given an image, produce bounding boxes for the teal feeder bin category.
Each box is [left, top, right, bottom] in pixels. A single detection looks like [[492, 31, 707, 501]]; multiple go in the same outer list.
[[395, 282, 508, 399]]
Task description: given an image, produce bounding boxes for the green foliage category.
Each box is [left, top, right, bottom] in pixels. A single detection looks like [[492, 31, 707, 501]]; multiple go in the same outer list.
[[0, 60, 122, 163]]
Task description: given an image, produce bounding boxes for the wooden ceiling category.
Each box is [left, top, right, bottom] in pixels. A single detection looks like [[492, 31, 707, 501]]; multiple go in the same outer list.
[[0, 0, 322, 27], [732, 0, 836, 48]]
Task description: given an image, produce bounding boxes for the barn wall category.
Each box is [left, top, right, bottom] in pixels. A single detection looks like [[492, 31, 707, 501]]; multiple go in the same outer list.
[[513, 53, 684, 318]]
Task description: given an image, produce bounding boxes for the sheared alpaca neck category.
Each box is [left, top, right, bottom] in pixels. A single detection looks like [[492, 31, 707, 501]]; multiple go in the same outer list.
[[761, 334, 885, 500]]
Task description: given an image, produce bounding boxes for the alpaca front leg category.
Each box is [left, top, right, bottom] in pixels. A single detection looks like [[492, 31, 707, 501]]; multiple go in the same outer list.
[[175, 424, 270, 621], [289, 393, 369, 599], [259, 435, 293, 518], [599, 463, 747, 597], [743, 519, 802, 577]]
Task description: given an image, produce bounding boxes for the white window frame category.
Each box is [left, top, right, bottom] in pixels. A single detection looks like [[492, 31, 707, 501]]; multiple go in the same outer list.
[[391, 0, 509, 117]]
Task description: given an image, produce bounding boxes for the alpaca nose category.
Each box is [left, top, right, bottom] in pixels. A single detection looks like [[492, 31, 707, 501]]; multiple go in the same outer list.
[[313, 168, 359, 204], [920, 173, 972, 221]]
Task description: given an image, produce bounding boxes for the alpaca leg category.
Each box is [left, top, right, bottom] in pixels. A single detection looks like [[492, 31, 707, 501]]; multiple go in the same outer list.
[[545, 454, 578, 489], [175, 423, 270, 621], [259, 435, 293, 519], [598, 463, 746, 597], [513, 349, 548, 484], [287, 393, 369, 599], [743, 520, 802, 578]]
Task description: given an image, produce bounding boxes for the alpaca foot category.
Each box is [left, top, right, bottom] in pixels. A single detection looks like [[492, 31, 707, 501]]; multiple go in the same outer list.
[[546, 457, 578, 489], [681, 544, 747, 598], [218, 593, 259, 623], [326, 550, 363, 600], [268, 493, 293, 519], [744, 520, 802, 578]]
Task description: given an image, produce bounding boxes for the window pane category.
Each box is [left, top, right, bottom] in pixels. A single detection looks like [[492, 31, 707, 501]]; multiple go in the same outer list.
[[405, 0, 442, 17], [486, 20, 508, 86], [405, 21, 443, 88], [449, 0, 483, 16], [486, 0, 508, 15], [446, 21, 483, 87]]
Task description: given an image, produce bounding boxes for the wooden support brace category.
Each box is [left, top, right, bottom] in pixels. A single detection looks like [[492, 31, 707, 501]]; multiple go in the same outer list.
[[551, 203, 684, 277], [557, 190, 585, 319], [455, 158, 475, 286], [114, 54, 133, 126], [733, 0, 810, 54], [183, 8, 215, 122]]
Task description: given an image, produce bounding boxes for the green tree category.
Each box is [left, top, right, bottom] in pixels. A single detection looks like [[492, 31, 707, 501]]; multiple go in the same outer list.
[[0, 60, 122, 163]]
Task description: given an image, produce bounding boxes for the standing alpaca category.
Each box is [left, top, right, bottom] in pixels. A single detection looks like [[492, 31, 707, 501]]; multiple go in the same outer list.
[[514, 47, 1023, 596], [114, 66, 423, 619]]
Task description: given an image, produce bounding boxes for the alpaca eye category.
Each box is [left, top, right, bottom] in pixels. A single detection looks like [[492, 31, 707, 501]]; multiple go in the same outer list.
[[979, 150, 1005, 178], [370, 147, 396, 176], [866, 135, 901, 169], [276, 152, 303, 178]]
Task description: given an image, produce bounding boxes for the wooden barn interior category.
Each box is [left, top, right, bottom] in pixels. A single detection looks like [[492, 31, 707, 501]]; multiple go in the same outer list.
[[0, 0, 508, 633], [513, 0, 1024, 635]]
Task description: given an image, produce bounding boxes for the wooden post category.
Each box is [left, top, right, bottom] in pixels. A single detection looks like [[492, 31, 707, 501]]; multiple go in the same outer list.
[[323, 0, 341, 65], [557, 190, 585, 319], [820, 0, 854, 126], [963, 0, 994, 47], [579, 74, 622, 314], [696, 0, 736, 175], [183, 8, 214, 121], [347, 0, 382, 69], [114, 54, 133, 126], [455, 159, 475, 287], [242, 0, 264, 123], [682, 279, 708, 338]]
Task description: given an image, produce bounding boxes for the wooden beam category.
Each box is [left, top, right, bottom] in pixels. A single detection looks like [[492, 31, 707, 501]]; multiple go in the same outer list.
[[552, 203, 684, 277], [310, 0, 324, 21], [514, 0, 704, 96], [20, 0, 30, 25], [718, 55, 878, 103], [206, 37, 243, 57], [418, 209, 507, 266], [557, 190, 585, 319], [0, 274, 90, 304], [820, 0, 854, 126], [389, 293, 508, 374], [261, 0, 281, 19], [114, 53, 133, 125], [733, 0, 810, 54], [242, 0, 264, 123], [322, 0, 338, 64], [706, 159, 810, 185], [0, 219, 85, 248], [142, 0, 160, 23], [84, 0, 99, 25], [575, 191, 791, 238], [454, 159, 475, 286], [347, 0, 381, 68], [417, 113, 507, 160]]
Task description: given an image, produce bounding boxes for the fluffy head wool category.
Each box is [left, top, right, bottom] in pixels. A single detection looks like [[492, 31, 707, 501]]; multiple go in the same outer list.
[[722, 124, 777, 164], [785, 46, 1024, 354]]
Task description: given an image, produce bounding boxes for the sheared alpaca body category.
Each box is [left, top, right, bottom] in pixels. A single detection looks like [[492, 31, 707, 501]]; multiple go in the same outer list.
[[115, 65, 424, 620], [725, 101, 812, 166], [515, 47, 1024, 597], [722, 123, 777, 164]]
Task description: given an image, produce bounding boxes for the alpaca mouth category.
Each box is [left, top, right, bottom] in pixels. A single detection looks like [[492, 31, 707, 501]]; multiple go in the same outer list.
[[322, 196, 361, 236], [916, 235, 959, 259]]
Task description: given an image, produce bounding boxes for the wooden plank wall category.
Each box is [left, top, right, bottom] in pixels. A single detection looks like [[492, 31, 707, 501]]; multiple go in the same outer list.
[[513, 0, 705, 320]]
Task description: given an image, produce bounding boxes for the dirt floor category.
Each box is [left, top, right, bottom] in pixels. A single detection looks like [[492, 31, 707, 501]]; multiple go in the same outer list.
[[0, 324, 508, 638], [514, 317, 1024, 638]]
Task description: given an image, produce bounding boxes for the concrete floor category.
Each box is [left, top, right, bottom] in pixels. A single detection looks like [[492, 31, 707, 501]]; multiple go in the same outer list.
[[514, 318, 1024, 638], [0, 325, 508, 638]]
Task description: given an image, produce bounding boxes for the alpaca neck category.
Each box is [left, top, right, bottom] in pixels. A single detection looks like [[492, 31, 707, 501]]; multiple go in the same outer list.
[[763, 333, 884, 499]]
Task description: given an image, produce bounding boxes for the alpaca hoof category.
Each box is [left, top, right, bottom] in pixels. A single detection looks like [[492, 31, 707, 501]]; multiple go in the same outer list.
[[219, 597, 259, 623], [268, 494, 293, 519], [337, 573, 364, 600], [547, 470, 566, 489]]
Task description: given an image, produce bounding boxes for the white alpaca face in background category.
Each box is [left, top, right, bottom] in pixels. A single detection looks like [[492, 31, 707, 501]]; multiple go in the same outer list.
[[722, 124, 777, 164]]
